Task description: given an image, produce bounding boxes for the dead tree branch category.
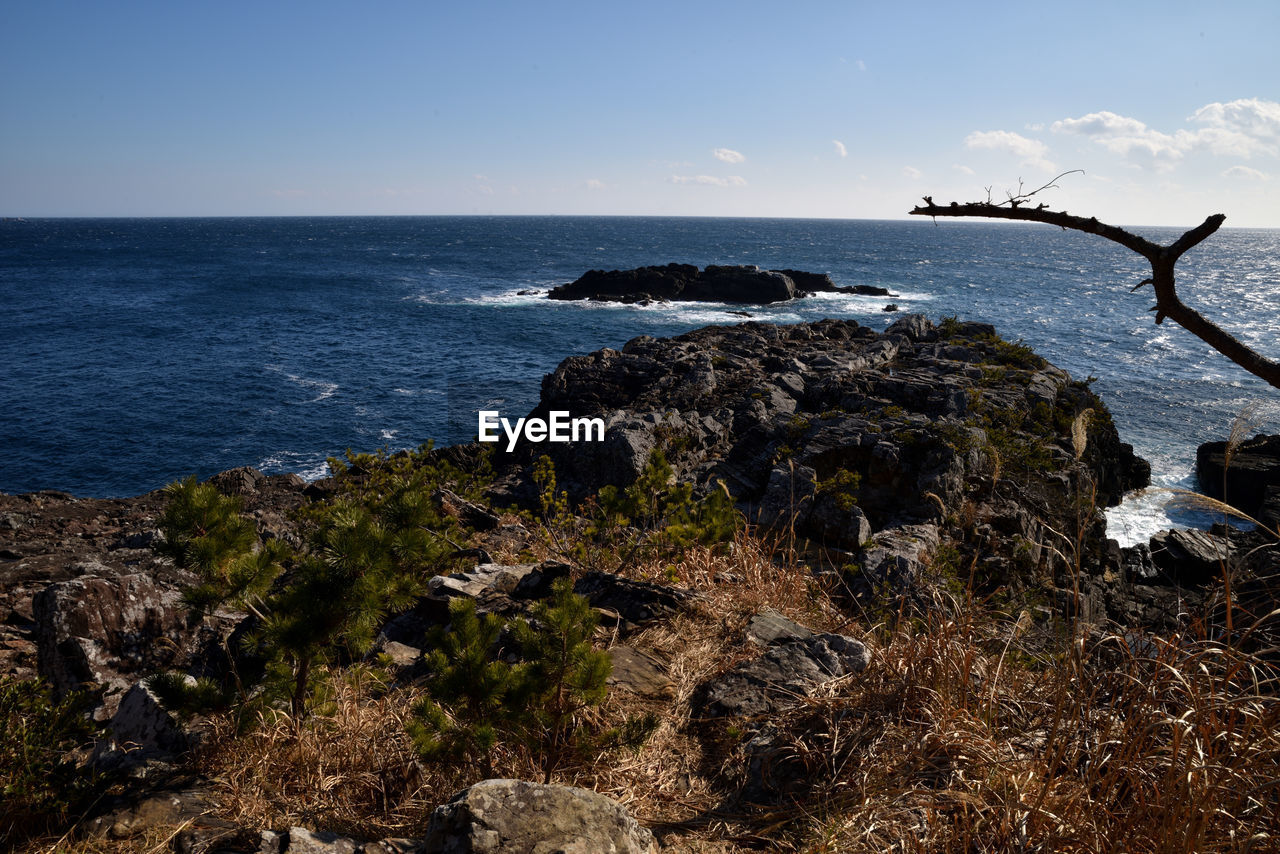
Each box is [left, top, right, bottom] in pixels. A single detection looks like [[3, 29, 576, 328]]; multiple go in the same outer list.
[[908, 195, 1280, 390]]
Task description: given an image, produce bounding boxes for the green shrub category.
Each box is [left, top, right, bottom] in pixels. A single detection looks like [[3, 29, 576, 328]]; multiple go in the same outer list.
[[512, 578, 613, 783], [0, 677, 102, 841], [410, 579, 636, 784], [408, 597, 521, 778], [156, 475, 285, 615]]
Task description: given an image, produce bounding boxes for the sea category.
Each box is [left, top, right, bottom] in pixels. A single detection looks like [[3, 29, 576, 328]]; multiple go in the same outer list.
[[2, 216, 1277, 546]]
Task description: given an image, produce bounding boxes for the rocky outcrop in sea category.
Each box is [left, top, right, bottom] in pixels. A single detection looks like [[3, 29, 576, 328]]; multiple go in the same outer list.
[[546, 263, 893, 304]]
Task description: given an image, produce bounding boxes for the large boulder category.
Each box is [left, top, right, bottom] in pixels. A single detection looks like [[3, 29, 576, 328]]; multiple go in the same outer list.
[[423, 779, 656, 853], [32, 571, 207, 719]]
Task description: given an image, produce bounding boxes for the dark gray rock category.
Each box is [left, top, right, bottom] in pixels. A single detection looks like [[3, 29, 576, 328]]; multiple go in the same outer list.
[[205, 465, 266, 496], [92, 679, 194, 767], [574, 571, 702, 629], [885, 313, 937, 342], [699, 633, 869, 718], [1150, 528, 1232, 585], [744, 609, 814, 647], [1197, 433, 1280, 526], [433, 488, 501, 531], [33, 572, 202, 719], [548, 263, 837, 305], [423, 778, 656, 853]]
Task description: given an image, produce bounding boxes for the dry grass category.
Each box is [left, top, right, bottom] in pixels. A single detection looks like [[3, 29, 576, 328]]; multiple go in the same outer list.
[[181, 526, 1280, 853], [720, 611, 1280, 853], [23, 522, 1278, 853], [192, 666, 446, 839]]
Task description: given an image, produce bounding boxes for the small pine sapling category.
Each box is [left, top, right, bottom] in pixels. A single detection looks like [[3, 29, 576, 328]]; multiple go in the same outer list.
[[156, 475, 286, 616], [511, 577, 612, 783], [408, 597, 523, 778]]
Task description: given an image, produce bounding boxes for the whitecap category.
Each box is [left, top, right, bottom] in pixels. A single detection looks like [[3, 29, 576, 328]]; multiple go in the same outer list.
[[257, 451, 331, 482], [286, 373, 338, 402], [460, 289, 548, 307], [264, 364, 339, 403]]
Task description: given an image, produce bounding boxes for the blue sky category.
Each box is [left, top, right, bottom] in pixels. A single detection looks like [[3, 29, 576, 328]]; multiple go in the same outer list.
[[2, 1, 1278, 225]]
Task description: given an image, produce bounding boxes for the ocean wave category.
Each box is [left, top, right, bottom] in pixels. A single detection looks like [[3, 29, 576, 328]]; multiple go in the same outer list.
[[257, 451, 330, 482], [264, 364, 339, 403], [459, 290, 548, 307]]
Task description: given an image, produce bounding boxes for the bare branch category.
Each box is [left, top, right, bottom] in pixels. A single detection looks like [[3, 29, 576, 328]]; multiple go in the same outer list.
[[908, 193, 1280, 390]]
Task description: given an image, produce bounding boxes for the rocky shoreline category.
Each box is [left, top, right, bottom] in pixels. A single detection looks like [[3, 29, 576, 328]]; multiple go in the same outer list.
[[3, 315, 1277, 852]]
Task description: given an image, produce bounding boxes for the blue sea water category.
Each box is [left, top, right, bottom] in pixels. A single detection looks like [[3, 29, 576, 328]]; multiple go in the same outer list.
[[2, 216, 1277, 544]]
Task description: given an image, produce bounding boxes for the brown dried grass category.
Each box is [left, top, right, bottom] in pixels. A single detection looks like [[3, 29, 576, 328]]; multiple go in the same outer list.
[[192, 667, 448, 839], [41, 525, 1277, 853]]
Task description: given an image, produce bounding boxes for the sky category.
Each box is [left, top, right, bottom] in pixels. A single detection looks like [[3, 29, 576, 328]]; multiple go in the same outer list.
[[2, 1, 1278, 226]]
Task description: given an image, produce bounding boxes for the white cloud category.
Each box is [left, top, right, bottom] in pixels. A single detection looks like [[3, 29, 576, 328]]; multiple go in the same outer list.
[[1221, 165, 1269, 181], [1188, 98, 1280, 157], [1050, 112, 1182, 168], [832, 139, 847, 158], [670, 174, 748, 187], [1191, 98, 1280, 139], [953, 164, 975, 175], [964, 130, 1056, 172], [902, 166, 922, 179], [585, 179, 607, 191], [713, 148, 745, 164], [856, 59, 866, 71], [1050, 100, 1280, 170]]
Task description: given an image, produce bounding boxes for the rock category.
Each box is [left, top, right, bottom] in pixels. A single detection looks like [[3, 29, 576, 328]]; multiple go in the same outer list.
[[483, 317, 1148, 617], [379, 640, 422, 668], [744, 609, 814, 646], [1149, 528, 1232, 585], [205, 465, 265, 496], [510, 561, 573, 600], [433, 488, 501, 531], [287, 827, 364, 854], [885, 313, 937, 342], [86, 788, 242, 846], [854, 524, 942, 598], [573, 571, 702, 629], [683, 265, 796, 303], [775, 269, 893, 297], [1197, 433, 1280, 525], [428, 563, 540, 601], [33, 572, 197, 719], [699, 633, 870, 718], [607, 645, 675, 699], [423, 778, 656, 853], [548, 264, 838, 305], [93, 679, 194, 767]]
